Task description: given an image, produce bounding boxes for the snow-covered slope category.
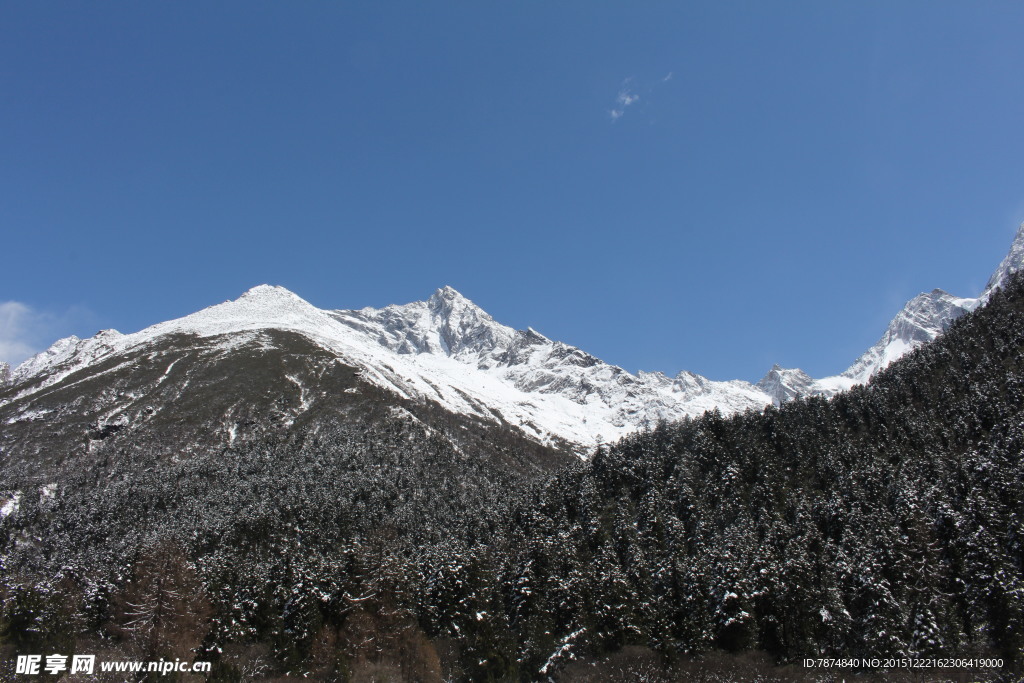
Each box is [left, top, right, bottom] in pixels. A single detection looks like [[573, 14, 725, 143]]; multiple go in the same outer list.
[[837, 289, 979, 385], [757, 286, 975, 404], [824, 222, 1024, 391], [330, 286, 771, 439], [3, 285, 772, 453]]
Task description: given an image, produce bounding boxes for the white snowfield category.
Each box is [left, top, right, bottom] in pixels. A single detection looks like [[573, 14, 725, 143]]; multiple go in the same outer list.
[[6, 222, 1024, 452]]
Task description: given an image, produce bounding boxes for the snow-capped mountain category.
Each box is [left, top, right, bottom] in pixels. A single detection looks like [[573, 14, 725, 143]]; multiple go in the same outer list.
[[1, 285, 773, 459], [5, 222, 1024, 456], [836, 289, 979, 385], [328, 286, 771, 442], [757, 222, 1024, 404]]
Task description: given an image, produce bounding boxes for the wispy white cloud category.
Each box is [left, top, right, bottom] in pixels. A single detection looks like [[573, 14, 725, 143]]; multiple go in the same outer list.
[[609, 83, 641, 122], [616, 90, 640, 107], [608, 73, 673, 122], [0, 301, 97, 367]]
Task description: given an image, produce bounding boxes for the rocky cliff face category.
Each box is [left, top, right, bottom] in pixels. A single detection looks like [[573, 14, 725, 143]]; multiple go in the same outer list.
[[756, 365, 816, 405]]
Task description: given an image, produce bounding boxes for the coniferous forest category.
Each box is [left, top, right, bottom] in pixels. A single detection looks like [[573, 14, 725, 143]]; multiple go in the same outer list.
[[3, 275, 1024, 681]]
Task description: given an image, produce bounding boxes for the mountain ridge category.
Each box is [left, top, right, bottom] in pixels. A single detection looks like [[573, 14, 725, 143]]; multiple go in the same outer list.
[[6, 222, 1024, 451], [754, 222, 1024, 404]]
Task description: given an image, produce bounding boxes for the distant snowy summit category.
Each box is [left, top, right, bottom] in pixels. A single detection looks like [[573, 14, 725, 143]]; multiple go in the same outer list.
[[6, 222, 1024, 453], [756, 222, 1024, 405], [754, 287, 979, 404]]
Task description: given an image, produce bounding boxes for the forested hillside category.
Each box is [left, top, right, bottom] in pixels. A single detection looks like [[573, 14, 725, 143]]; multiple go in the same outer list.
[[494, 270, 1024, 678], [3, 274, 1024, 681]]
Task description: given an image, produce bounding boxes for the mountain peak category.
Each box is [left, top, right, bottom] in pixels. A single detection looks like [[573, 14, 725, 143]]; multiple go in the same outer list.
[[428, 285, 479, 313], [431, 285, 465, 301], [238, 284, 305, 303], [427, 286, 492, 320], [983, 221, 1024, 295], [756, 365, 814, 405], [223, 285, 321, 321]]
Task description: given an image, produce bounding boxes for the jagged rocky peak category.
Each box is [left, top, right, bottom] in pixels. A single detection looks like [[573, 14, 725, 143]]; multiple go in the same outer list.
[[757, 364, 815, 405], [983, 221, 1024, 296], [671, 370, 708, 394], [426, 286, 511, 355], [0, 361, 11, 386], [839, 288, 977, 385], [330, 286, 517, 359], [888, 289, 977, 345], [750, 221, 1024, 399], [429, 284, 470, 306], [426, 286, 493, 331]]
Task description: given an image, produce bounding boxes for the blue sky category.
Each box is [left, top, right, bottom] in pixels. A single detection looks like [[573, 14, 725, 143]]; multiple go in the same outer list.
[[2, 2, 1024, 381]]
